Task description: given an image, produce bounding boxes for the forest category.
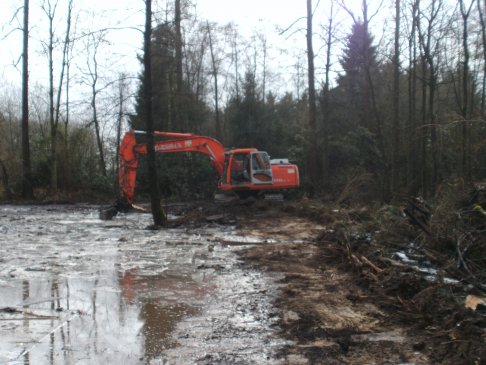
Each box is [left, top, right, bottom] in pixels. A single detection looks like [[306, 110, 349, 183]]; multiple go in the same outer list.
[[0, 0, 485, 203], [1, 1, 486, 363]]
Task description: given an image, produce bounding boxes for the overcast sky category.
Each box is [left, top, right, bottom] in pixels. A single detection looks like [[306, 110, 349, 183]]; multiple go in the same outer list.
[[0, 0, 371, 117], [0, 1, 308, 81], [197, 0, 307, 33]]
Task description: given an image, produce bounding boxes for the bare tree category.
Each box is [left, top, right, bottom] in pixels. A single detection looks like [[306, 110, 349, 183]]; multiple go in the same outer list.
[[174, 0, 185, 131], [55, 0, 73, 135], [22, 0, 33, 199], [230, 25, 241, 100], [459, 0, 475, 181], [83, 31, 108, 176], [320, 0, 338, 183], [306, 0, 320, 194], [62, 7, 76, 189], [257, 32, 268, 103], [183, 21, 208, 113], [39, 0, 73, 191], [417, 0, 443, 195], [207, 21, 222, 140], [41, 0, 59, 190], [57, 0, 73, 189], [115, 74, 128, 178], [293, 57, 305, 100], [392, 0, 401, 195], [406, 0, 420, 194], [478, 0, 486, 117]]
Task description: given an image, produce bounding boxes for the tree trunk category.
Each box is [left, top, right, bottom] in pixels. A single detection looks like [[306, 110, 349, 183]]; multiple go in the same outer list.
[[43, 0, 58, 191], [22, 0, 33, 199], [478, 0, 486, 118], [306, 0, 320, 194], [407, 0, 419, 194], [56, 0, 72, 190], [392, 0, 401, 196], [85, 32, 107, 177], [115, 74, 125, 195], [207, 22, 221, 141], [428, 66, 438, 192], [360, 0, 388, 199], [261, 35, 267, 103], [460, 0, 474, 182], [322, 0, 334, 182], [417, 0, 442, 196], [91, 80, 106, 176], [174, 0, 185, 131], [63, 38, 72, 190], [145, 0, 166, 226], [420, 58, 428, 196], [0, 160, 12, 199], [233, 31, 240, 101], [321, 0, 335, 184]]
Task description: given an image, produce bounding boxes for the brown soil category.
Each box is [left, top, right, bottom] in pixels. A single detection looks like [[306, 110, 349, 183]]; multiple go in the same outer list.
[[225, 200, 486, 365], [153, 197, 485, 364]]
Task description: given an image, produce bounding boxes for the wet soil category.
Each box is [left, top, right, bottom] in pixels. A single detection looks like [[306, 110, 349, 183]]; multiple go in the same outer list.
[[240, 241, 430, 365], [0, 204, 285, 364], [235, 201, 485, 365], [0, 200, 484, 364], [159, 199, 485, 364]]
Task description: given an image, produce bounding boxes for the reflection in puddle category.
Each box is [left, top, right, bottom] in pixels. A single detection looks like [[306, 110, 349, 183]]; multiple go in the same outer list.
[[0, 205, 285, 364], [140, 300, 195, 360]]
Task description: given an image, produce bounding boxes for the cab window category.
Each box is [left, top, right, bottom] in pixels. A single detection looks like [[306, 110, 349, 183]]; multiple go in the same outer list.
[[230, 153, 250, 184], [250, 152, 273, 183]]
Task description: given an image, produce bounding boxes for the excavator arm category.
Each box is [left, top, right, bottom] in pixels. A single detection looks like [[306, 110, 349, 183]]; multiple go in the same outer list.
[[119, 130, 227, 206]]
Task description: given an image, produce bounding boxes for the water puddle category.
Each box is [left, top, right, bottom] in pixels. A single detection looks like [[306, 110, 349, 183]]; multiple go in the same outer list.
[[0, 205, 286, 364]]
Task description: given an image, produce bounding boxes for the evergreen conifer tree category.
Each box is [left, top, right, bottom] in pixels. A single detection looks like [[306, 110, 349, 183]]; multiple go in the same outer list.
[[338, 21, 378, 132]]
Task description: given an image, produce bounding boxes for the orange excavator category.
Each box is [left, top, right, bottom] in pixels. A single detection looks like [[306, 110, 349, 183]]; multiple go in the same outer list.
[[118, 130, 300, 208]]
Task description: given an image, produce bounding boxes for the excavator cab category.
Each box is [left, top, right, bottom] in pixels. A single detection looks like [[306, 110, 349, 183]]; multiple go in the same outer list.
[[250, 152, 273, 184], [224, 151, 273, 188]]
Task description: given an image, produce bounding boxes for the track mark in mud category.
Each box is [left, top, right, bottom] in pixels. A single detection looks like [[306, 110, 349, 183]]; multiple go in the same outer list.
[[238, 215, 432, 365], [158, 265, 287, 364]]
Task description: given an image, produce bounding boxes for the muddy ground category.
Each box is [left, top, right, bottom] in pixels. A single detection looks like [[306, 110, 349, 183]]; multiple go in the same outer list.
[[233, 200, 486, 365], [153, 198, 486, 364], [0, 199, 485, 364]]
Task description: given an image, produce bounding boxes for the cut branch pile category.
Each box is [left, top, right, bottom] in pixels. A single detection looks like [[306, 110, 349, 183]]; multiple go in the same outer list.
[[405, 181, 486, 288], [299, 189, 486, 364]]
